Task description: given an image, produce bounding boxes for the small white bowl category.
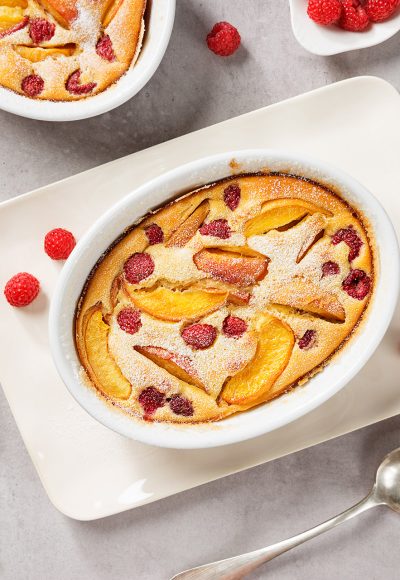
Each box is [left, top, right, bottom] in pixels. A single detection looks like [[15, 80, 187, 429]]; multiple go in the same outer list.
[[0, 0, 175, 121], [289, 0, 400, 55], [49, 150, 399, 449]]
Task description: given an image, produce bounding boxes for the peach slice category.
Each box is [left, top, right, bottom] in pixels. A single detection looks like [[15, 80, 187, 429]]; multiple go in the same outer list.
[[125, 286, 227, 322], [84, 308, 131, 399], [14, 44, 75, 62], [1, 0, 27, 7], [36, 0, 77, 28], [272, 278, 345, 322], [102, 0, 124, 27], [0, 6, 24, 29], [296, 227, 325, 263], [135, 346, 206, 391], [188, 279, 251, 305], [244, 198, 332, 237], [222, 314, 294, 405], [166, 200, 209, 248], [193, 248, 268, 286]]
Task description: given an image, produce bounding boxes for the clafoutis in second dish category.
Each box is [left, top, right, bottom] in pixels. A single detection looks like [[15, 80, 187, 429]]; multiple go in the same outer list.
[[75, 173, 374, 424]]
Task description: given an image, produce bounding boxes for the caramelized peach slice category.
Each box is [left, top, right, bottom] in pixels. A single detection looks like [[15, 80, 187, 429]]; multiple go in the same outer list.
[[14, 44, 75, 62], [36, 0, 77, 28], [272, 278, 345, 322], [84, 309, 131, 399], [135, 346, 206, 391], [102, 0, 124, 27], [222, 314, 294, 405], [244, 198, 332, 237], [166, 200, 209, 248], [193, 248, 268, 286], [125, 286, 227, 322]]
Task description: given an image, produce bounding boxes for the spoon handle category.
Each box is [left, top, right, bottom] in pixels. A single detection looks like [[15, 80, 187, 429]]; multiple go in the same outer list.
[[171, 493, 378, 580]]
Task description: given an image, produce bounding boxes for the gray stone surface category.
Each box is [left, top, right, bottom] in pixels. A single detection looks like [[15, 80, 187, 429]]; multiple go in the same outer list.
[[1, 1, 400, 579]]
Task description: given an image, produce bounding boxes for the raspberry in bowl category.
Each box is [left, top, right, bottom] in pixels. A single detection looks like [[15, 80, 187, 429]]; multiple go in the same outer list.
[[49, 150, 399, 448], [0, 0, 175, 120], [289, 0, 400, 55]]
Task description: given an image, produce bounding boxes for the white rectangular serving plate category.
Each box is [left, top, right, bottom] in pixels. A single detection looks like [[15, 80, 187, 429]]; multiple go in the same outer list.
[[1, 76, 400, 521]]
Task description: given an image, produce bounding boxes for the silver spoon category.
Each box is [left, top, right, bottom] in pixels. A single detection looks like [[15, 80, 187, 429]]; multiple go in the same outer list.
[[172, 447, 400, 580]]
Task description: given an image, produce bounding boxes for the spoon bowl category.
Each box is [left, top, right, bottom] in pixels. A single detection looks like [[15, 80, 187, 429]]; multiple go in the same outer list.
[[373, 448, 400, 513]]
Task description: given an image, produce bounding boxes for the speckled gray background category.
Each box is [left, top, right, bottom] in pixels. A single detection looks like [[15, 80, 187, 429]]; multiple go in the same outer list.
[[1, 1, 400, 579]]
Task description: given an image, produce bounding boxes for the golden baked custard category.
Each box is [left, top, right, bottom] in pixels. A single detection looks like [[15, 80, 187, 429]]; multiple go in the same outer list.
[[0, 0, 146, 99], [75, 173, 374, 424]]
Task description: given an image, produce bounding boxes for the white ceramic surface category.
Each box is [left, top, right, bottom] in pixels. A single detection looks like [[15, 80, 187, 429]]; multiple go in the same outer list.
[[2, 76, 400, 520], [0, 0, 175, 121], [49, 149, 399, 450], [289, 0, 400, 56]]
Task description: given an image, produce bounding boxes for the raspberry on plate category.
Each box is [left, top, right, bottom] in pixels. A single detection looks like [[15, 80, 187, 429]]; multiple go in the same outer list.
[[4, 272, 40, 307], [44, 228, 76, 260], [365, 0, 399, 22], [206, 21, 241, 56], [307, 0, 342, 25], [339, 0, 370, 31]]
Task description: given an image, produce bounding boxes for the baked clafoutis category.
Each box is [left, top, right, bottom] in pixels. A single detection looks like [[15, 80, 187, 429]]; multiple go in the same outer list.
[[75, 173, 374, 424], [0, 0, 146, 100]]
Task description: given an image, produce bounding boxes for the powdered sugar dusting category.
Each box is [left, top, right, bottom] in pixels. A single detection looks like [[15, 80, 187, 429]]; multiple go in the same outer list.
[[77, 173, 374, 424]]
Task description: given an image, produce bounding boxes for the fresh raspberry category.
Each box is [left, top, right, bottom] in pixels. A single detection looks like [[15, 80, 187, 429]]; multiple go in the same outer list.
[[332, 226, 363, 262], [96, 34, 116, 62], [307, 0, 342, 25], [222, 315, 247, 338], [66, 70, 96, 95], [342, 269, 371, 300], [206, 21, 241, 56], [339, 0, 370, 31], [117, 308, 142, 334], [0, 16, 29, 39], [29, 18, 55, 44], [124, 252, 155, 284], [298, 329, 317, 350], [365, 0, 399, 21], [138, 387, 165, 415], [21, 75, 44, 97], [145, 223, 164, 245], [199, 219, 231, 239], [169, 394, 194, 416], [223, 184, 241, 211], [4, 272, 40, 307], [44, 228, 76, 260], [322, 261, 340, 277], [181, 323, 217, 349]]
